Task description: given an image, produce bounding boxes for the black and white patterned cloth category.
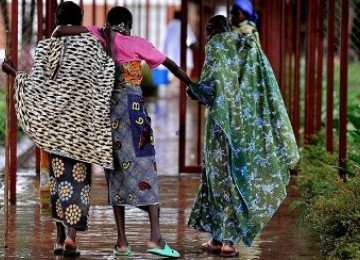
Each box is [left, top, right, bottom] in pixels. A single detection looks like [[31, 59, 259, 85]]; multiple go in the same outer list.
[[15, 33, 115, 169]]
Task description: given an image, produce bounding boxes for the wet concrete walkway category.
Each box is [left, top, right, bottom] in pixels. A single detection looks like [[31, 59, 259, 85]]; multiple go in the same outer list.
[[0, 85, 323, 259]]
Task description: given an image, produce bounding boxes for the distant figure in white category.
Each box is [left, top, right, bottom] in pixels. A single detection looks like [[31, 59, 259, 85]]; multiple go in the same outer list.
[[163, 10, 197, 75]]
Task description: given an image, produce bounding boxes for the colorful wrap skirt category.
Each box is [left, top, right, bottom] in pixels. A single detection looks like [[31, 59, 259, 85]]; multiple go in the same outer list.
[[49, 154, 92, 231], [105, 62, 160, 207]]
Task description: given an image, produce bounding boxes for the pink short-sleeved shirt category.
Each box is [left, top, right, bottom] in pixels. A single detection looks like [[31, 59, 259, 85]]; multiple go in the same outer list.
[[87, 26, 166, 68]]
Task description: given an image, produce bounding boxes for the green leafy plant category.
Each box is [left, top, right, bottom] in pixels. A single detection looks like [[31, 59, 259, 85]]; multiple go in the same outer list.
[[291, 129, 360, 259]]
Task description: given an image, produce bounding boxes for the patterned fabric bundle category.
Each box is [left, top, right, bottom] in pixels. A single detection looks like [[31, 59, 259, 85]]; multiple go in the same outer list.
[[15, 33, 115, 169]]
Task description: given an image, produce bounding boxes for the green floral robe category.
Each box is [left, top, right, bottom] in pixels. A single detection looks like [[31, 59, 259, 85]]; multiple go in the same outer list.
[[187, 31, 299, 246]]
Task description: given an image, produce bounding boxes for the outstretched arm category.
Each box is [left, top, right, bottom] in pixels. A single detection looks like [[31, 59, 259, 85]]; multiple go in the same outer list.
[[162, 57, 193, 85], [52, 25, 89, 37]]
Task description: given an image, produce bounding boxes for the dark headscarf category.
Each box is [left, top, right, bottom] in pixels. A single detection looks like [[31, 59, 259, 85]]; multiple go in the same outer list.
[[233, 0, 258, 22]]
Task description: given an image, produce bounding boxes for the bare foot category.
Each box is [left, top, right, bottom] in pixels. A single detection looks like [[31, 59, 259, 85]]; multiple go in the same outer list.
[[147, 240, 165, 249], [201, 240, 222, 255], [220, 243, 239, 257], [64, 237, 76, 249], [115, 244, 129, 252]]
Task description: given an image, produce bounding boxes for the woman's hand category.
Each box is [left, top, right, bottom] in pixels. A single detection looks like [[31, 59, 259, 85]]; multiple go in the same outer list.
[[186, 87, 199, 101], [2, 59, 17, 77]]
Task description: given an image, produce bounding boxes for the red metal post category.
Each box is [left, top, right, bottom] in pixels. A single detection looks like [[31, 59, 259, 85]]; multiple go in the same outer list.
[[92, 0, 96, 25], [315, 0, 325, 132], [179, 0, 189, 173], [285, 1, 293, 118], [279, 0, 286, 95], [45, 1, 51, 37], [45, 0, 56, 38], [37, 0, 43, 41], [104, 0, 108, 23], [36, 0, 44, 176], [326, 0, 336, 153], [293, 0, 301, 143], [338, 0, 349, 177], [4, 28, 11, 246], [9, 0, 18, 204], [304, 0, 318, 143]]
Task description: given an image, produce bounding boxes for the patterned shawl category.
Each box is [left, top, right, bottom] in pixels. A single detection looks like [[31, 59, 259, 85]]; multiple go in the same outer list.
[[189, 32, 299, 244], [16, 33, 115, 169]]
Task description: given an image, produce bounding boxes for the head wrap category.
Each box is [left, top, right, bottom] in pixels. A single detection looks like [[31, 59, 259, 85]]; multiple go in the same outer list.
[[233, 0, 258, 22]]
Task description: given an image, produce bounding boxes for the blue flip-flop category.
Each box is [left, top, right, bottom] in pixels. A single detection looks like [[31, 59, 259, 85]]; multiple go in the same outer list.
[[147, 243, 180, 258], [113, 244, 131, 256]]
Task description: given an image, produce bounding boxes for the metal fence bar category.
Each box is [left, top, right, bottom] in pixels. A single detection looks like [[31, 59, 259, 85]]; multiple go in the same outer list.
[[37, 0, 43, 41], [104, 0, 107, 21], [286, 1, 292, 120], [92, 0, 96, 25], [9, 0, 19, 204], [326, 0, 336, 153], [35, 0, 44, 176], [315, 0, 325, 132], [178, 0, 189, 173], [338, 0, 349, 178], [3, 28, 11, 248], [304, 0, 317, 143], [279, 0, 286, 95], [293, 0, 301, 143]]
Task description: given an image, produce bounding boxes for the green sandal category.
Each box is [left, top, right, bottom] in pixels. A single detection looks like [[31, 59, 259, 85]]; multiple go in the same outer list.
[[113, 244, 131, 256], [147, 243, 180, 258]]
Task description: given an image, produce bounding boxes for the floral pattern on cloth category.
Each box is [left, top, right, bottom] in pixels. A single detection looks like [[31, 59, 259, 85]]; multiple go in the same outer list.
[[187, 31, 300, 246], [122, 61, 143, 85], [50, 154, 92, 231], [234, 20, 261, 45]]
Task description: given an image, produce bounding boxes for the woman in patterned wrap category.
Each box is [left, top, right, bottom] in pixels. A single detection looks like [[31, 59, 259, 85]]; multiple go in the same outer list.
[[2, 1, 117, 257], [52, 6, 193, 258], [231, 0, 260, 43], [186, 14, 299, 257]]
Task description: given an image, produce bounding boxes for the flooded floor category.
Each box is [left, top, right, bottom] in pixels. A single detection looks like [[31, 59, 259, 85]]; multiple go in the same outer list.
[[0, 85, 323, 259]]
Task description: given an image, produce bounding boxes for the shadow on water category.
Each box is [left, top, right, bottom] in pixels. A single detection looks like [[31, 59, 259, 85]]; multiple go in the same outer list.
[[0, 87, 323, 259]]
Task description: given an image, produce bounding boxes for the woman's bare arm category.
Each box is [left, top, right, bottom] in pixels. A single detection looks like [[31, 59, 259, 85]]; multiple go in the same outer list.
[[52, 25, 89, 37], [162, 57, 193, 85]]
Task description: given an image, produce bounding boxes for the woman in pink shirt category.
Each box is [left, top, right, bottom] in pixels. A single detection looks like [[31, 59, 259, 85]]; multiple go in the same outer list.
[[53, 6, 192, 258]]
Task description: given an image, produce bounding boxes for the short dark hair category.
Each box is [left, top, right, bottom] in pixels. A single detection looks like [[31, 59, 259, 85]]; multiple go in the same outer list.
[[207, 15, 231, 33], [55, 1, 83, 26], [107, 6, 133, 29]]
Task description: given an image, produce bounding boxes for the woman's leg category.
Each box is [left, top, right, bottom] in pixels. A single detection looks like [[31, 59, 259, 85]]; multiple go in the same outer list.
[[55, 222, 66, 244], [65, 227, 76, 249], [139, 204, 164, 248], [113, 205, 128, 249]]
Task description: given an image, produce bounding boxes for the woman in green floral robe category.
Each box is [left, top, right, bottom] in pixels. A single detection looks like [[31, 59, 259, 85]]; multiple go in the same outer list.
[[187, 14, 299, 257]]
